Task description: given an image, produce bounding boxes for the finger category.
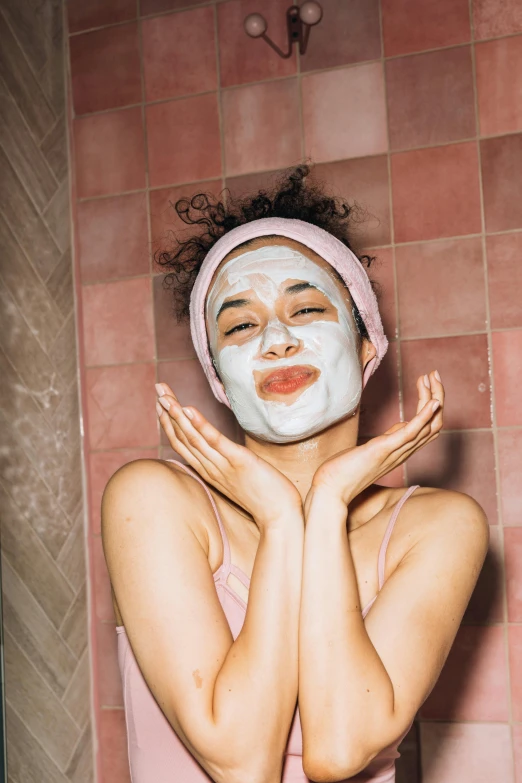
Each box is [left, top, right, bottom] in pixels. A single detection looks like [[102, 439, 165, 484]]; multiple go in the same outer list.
[[156, 403, 210, 473], [156, 382, 178, 403], [387, 397, 440, 450], [416, 373, 433, 415], [185, 407, 242, 465], [161, 397, 229, 472], [428, 370, 445, 431]]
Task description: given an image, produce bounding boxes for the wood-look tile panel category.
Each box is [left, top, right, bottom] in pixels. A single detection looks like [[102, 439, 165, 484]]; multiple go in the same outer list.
[[0, 78, 59, 212], [0, 13, 55, 141], [4, 629, 80, 770], [0, 484, 75, 628]]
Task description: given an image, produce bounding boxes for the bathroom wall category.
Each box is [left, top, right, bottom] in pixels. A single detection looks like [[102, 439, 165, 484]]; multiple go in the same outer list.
[[0, 1, 92, 781], [66, 0, 522, 780]]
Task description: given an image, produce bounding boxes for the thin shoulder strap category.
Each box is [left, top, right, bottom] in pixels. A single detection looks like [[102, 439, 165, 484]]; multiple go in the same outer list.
[[166, 459, 231, 578], [377, 485, 420, 591]]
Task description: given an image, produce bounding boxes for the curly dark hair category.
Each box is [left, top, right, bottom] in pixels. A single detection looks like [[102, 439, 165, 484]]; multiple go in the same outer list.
[[154, 162, 378, 340]]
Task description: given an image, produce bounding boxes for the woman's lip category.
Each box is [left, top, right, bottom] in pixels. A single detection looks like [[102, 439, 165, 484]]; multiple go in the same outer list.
[[261, 366, 316, 394]]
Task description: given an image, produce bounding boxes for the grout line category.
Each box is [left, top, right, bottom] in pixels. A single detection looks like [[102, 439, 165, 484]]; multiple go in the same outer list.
[[469, 1, 516, 757], [213, 2, 227, 196], [377, 0, 406, 485]]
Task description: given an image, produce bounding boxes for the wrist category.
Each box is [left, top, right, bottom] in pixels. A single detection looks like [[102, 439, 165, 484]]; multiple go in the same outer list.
[[305, 484, 350, 520], [254, 504, 304, 532]]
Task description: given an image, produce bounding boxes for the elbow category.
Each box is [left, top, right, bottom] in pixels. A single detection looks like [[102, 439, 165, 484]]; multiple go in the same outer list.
[[303, 756, 374, 782], [303, 746, 377, 782]]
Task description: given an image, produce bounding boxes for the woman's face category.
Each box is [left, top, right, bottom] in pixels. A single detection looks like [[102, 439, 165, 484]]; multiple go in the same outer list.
[[205, 237, 368, 443]]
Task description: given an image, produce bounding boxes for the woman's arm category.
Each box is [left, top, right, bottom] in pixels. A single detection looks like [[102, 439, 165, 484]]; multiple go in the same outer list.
[[298, 371, 489, 780], [299, 487, 489, 781], [103, 458, 303, 783]]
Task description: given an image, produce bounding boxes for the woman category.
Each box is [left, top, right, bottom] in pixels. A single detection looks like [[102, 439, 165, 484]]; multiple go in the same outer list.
[[102, 165, 489, 783]]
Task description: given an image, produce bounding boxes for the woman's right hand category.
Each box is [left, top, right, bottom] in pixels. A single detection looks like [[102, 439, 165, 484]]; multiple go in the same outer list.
[[155, 383, 303, 531]]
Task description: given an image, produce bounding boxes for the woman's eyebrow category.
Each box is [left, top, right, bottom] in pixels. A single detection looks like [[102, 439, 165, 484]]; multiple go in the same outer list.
[[217, 297, 251, 319], [284, 282, 318, 295]]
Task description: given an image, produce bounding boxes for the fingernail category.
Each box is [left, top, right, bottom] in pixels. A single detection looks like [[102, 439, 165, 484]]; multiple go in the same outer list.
[[423, 374, 430, 389], [158, 396, 170, 411], [434, 370, 441, 382], [155, 383, 165, 397], [432, 400, 440, 413], [182, 407, 194, 419], [155, 401, 163, 417]]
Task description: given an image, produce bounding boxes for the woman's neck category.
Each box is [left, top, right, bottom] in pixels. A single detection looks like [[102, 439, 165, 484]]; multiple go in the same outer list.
[[244, 412, 360, 502]]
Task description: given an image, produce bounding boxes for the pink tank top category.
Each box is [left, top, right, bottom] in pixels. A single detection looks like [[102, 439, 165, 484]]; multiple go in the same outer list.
[[116, 460, 419, 782]]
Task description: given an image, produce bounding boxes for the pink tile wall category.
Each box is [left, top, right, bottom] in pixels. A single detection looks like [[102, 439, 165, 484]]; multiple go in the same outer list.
[[65, 0, 522, 779]]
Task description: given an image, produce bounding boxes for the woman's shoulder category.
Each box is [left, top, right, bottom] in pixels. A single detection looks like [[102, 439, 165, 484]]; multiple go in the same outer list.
[[103, 457, 205, 501], [101, 458, 215, 544], [397, 485, 489, 552]]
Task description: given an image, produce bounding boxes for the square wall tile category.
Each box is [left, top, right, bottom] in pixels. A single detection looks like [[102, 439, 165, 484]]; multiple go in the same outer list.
[[359, 341, 400, 437], [142, 6, 217, 102], [391, 142, 481, 242], [464, 525, 504, 622], [401, 334, 491, 429], [420, 625, 508, 721], [73, 108, 146, 198], [396, 238, 486, 338], [509, 626, 522, 722], [481, 134, 522, 233], [367, 247, 396, 340], [473, 0, 522, 39], [92, 534, 114, 622], [300, 0, 381, 72], [67, 0, 136, 34], [146, 94, 221, 188], [158, 359, 239, 442], [303, 63, 387, 164], [141, 0, 204, 14], [311, 156, 391, 247], [89, 449, 159, 534], [420, 722, 513, 783], [382, 0, 470, 56], [86, 363, 159, 449], [498, 428, 522, 526], [217, 0, 297, 87], [386, 47, 475, 151], [82, 278, 155, 366], [360, 341, 399, 435], [95, 621, 123, 707], [70, 23, 141, 115], [487, 233, 522, 329], [406, 430, 497, 525], [153, 274, 196, 360], [223, 79, 301, 176], [515, 724, 522, 783], [476, 37, 522, 136], [505, 527, 522, 621], [77, 193, 150, 283], [492, 330, 522, 426], [149, 180, 221, 248], [225, 170, 285, 202], [98, 708, 132, 783]]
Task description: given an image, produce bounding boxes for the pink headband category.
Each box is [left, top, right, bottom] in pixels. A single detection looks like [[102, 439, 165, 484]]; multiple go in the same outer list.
[[189, 217, 388, 407]]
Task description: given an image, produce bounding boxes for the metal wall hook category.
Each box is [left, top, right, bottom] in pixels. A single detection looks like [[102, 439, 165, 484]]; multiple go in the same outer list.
[[244, 2, 323, 59]]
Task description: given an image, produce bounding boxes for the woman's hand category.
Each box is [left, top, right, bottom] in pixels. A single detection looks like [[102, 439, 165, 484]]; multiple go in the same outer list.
[[307, 370, 444, 509], [155, 383, 303, 530]]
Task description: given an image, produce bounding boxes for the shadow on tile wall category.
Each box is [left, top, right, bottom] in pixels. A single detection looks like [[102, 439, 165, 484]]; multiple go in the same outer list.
[[0, 0, 92, 780], [65, 0, 522, 780]]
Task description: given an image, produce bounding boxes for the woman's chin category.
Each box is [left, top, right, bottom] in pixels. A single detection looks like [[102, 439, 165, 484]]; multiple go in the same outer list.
[[242, 403, 361, 446]]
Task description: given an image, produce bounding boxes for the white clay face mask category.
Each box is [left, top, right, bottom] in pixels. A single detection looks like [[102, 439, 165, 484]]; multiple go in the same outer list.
[[206, 245, 363, 443]]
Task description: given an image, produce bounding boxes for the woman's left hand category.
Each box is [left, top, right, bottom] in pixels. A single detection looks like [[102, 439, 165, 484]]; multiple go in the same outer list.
[[308, 370, 444, 508]]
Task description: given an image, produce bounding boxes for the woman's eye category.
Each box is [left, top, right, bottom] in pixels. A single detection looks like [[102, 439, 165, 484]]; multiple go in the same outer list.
[[224, 322, 255, 336], [293, 307, 326, 316]]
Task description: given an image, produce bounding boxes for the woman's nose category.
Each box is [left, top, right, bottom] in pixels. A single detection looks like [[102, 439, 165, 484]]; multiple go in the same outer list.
[[260, 322, 301, 359]]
